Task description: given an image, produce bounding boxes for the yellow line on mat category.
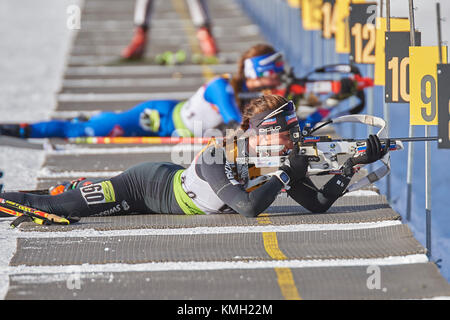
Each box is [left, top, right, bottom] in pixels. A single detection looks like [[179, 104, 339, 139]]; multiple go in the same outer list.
[[171, 0, 215, 81], [258, 214, 302, 300], [262, 232, 288, 260]]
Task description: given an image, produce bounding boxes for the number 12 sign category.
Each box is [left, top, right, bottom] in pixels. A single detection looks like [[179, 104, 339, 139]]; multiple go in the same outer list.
[[349, 2, 377, 64]]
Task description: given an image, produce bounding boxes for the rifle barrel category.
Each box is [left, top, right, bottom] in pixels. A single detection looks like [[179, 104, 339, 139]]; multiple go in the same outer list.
[[391, 136, 439, 142]]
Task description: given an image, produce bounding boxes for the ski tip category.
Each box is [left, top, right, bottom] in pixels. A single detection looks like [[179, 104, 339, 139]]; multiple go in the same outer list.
[[52, 217, 71, 225]]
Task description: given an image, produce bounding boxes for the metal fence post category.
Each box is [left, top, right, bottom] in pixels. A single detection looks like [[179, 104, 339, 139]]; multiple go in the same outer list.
[[383, 0, 392, 202], [406, 0, 416, 224]]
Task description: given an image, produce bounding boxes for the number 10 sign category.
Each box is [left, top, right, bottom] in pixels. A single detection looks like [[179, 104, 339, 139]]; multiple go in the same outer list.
[[385, 31, 421, 103]]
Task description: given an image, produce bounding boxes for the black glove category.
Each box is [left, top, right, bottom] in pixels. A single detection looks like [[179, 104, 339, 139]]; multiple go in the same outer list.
[[348, 134, 389, 166], [279, 147, 309, 184]]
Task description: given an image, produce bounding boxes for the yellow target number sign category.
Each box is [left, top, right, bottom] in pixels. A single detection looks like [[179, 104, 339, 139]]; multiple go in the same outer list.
[[373, 17, 410, 86], [287, 0, 302, 8], [409, 46, 448, 125], [321, 0, 337, 39], [302, 0, 323, 30], [334, 0, 366, 54]]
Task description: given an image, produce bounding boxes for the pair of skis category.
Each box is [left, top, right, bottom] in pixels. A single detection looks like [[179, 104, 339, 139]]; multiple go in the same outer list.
[[0, 197, 73, 228], [0, 169, 67, 227]]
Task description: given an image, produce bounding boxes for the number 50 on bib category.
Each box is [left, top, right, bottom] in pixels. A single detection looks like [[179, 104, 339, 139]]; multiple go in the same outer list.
[[409, 46, 448, 125]]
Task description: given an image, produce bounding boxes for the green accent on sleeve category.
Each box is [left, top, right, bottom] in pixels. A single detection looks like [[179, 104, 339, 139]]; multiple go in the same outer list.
[[171, 101, 194, 137], [100, 180, 116, 203], [149, 109, 161, 132], [172, 170, 205, 215]]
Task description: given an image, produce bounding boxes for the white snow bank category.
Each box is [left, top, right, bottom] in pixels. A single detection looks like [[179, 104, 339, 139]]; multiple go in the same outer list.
[[0, 0, 82, 299]]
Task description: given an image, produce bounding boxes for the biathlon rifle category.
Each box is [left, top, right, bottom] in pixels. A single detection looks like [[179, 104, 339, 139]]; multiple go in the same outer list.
[[237, 63, 373, 115], [236, 114, 438, 192], [282, 63, 372, 96], [281, 63, 374, 115]]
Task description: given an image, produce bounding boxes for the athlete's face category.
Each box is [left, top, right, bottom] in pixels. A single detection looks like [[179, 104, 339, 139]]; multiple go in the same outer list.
[[245, 73, 282, 91], [249, 130, 293, 156]]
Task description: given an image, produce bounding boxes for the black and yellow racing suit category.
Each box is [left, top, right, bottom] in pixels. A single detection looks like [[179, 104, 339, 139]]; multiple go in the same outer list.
[[0, 143, 354, 220]]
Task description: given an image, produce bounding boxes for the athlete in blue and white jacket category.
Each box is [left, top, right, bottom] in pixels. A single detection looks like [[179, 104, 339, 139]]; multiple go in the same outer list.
[[0, 44, 285, 139]]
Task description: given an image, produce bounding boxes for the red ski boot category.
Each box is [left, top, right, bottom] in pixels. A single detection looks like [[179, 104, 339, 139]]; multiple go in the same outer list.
[[196, 27, 218, 57], [121, 26, 148, 60]]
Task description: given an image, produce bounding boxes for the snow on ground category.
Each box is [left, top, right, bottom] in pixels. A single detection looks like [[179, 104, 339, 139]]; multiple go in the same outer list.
[[0, 0, 80, 190], [0, 0, 82, 123], [0, 147, 45, 190], [0, 0, 81, 299]]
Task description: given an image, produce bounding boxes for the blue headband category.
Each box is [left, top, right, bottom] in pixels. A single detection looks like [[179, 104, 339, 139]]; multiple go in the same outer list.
[[244, 52, 284, 79]]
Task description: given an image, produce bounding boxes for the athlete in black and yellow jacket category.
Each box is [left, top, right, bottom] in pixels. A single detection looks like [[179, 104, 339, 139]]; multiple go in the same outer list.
[[0, 95, 386, 221]]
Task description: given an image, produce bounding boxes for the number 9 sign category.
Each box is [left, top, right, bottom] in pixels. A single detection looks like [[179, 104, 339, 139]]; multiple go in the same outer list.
[[409, 46, 448, 125]]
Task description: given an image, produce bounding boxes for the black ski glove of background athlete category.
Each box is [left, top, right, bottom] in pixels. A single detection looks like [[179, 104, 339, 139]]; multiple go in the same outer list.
[[279, 146, 308, 185]]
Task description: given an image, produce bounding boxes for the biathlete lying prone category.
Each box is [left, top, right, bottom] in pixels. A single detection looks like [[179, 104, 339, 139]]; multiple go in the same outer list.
[[0, 95, 387, 222]]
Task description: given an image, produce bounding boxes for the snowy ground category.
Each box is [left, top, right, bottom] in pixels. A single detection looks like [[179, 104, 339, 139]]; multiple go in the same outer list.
[[0, 0, 81, 299], [0, 0, 80, 189]]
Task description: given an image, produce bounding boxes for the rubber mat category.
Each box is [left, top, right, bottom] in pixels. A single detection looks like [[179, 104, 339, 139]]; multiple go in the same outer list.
[[56, 100, 148, 111], [63, 64, 237, 80], [0, 136, 44, 150], [60, 82, 203, 94], [17, 195, 400, 232], [6, 263, 449, 300], [10, 225, 425, 266], [49, 140, 208, 148], [42, 152, 195, 171]]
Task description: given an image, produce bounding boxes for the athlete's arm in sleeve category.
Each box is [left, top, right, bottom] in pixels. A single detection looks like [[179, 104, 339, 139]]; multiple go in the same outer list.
[[286, 173, 354, 213], [200, 147, 282, 217], [203, 77, 242, 123]]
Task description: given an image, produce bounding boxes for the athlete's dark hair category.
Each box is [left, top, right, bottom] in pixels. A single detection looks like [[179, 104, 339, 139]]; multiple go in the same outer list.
[[240, 94, 288, 131], [230, 43, 278, 111]]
